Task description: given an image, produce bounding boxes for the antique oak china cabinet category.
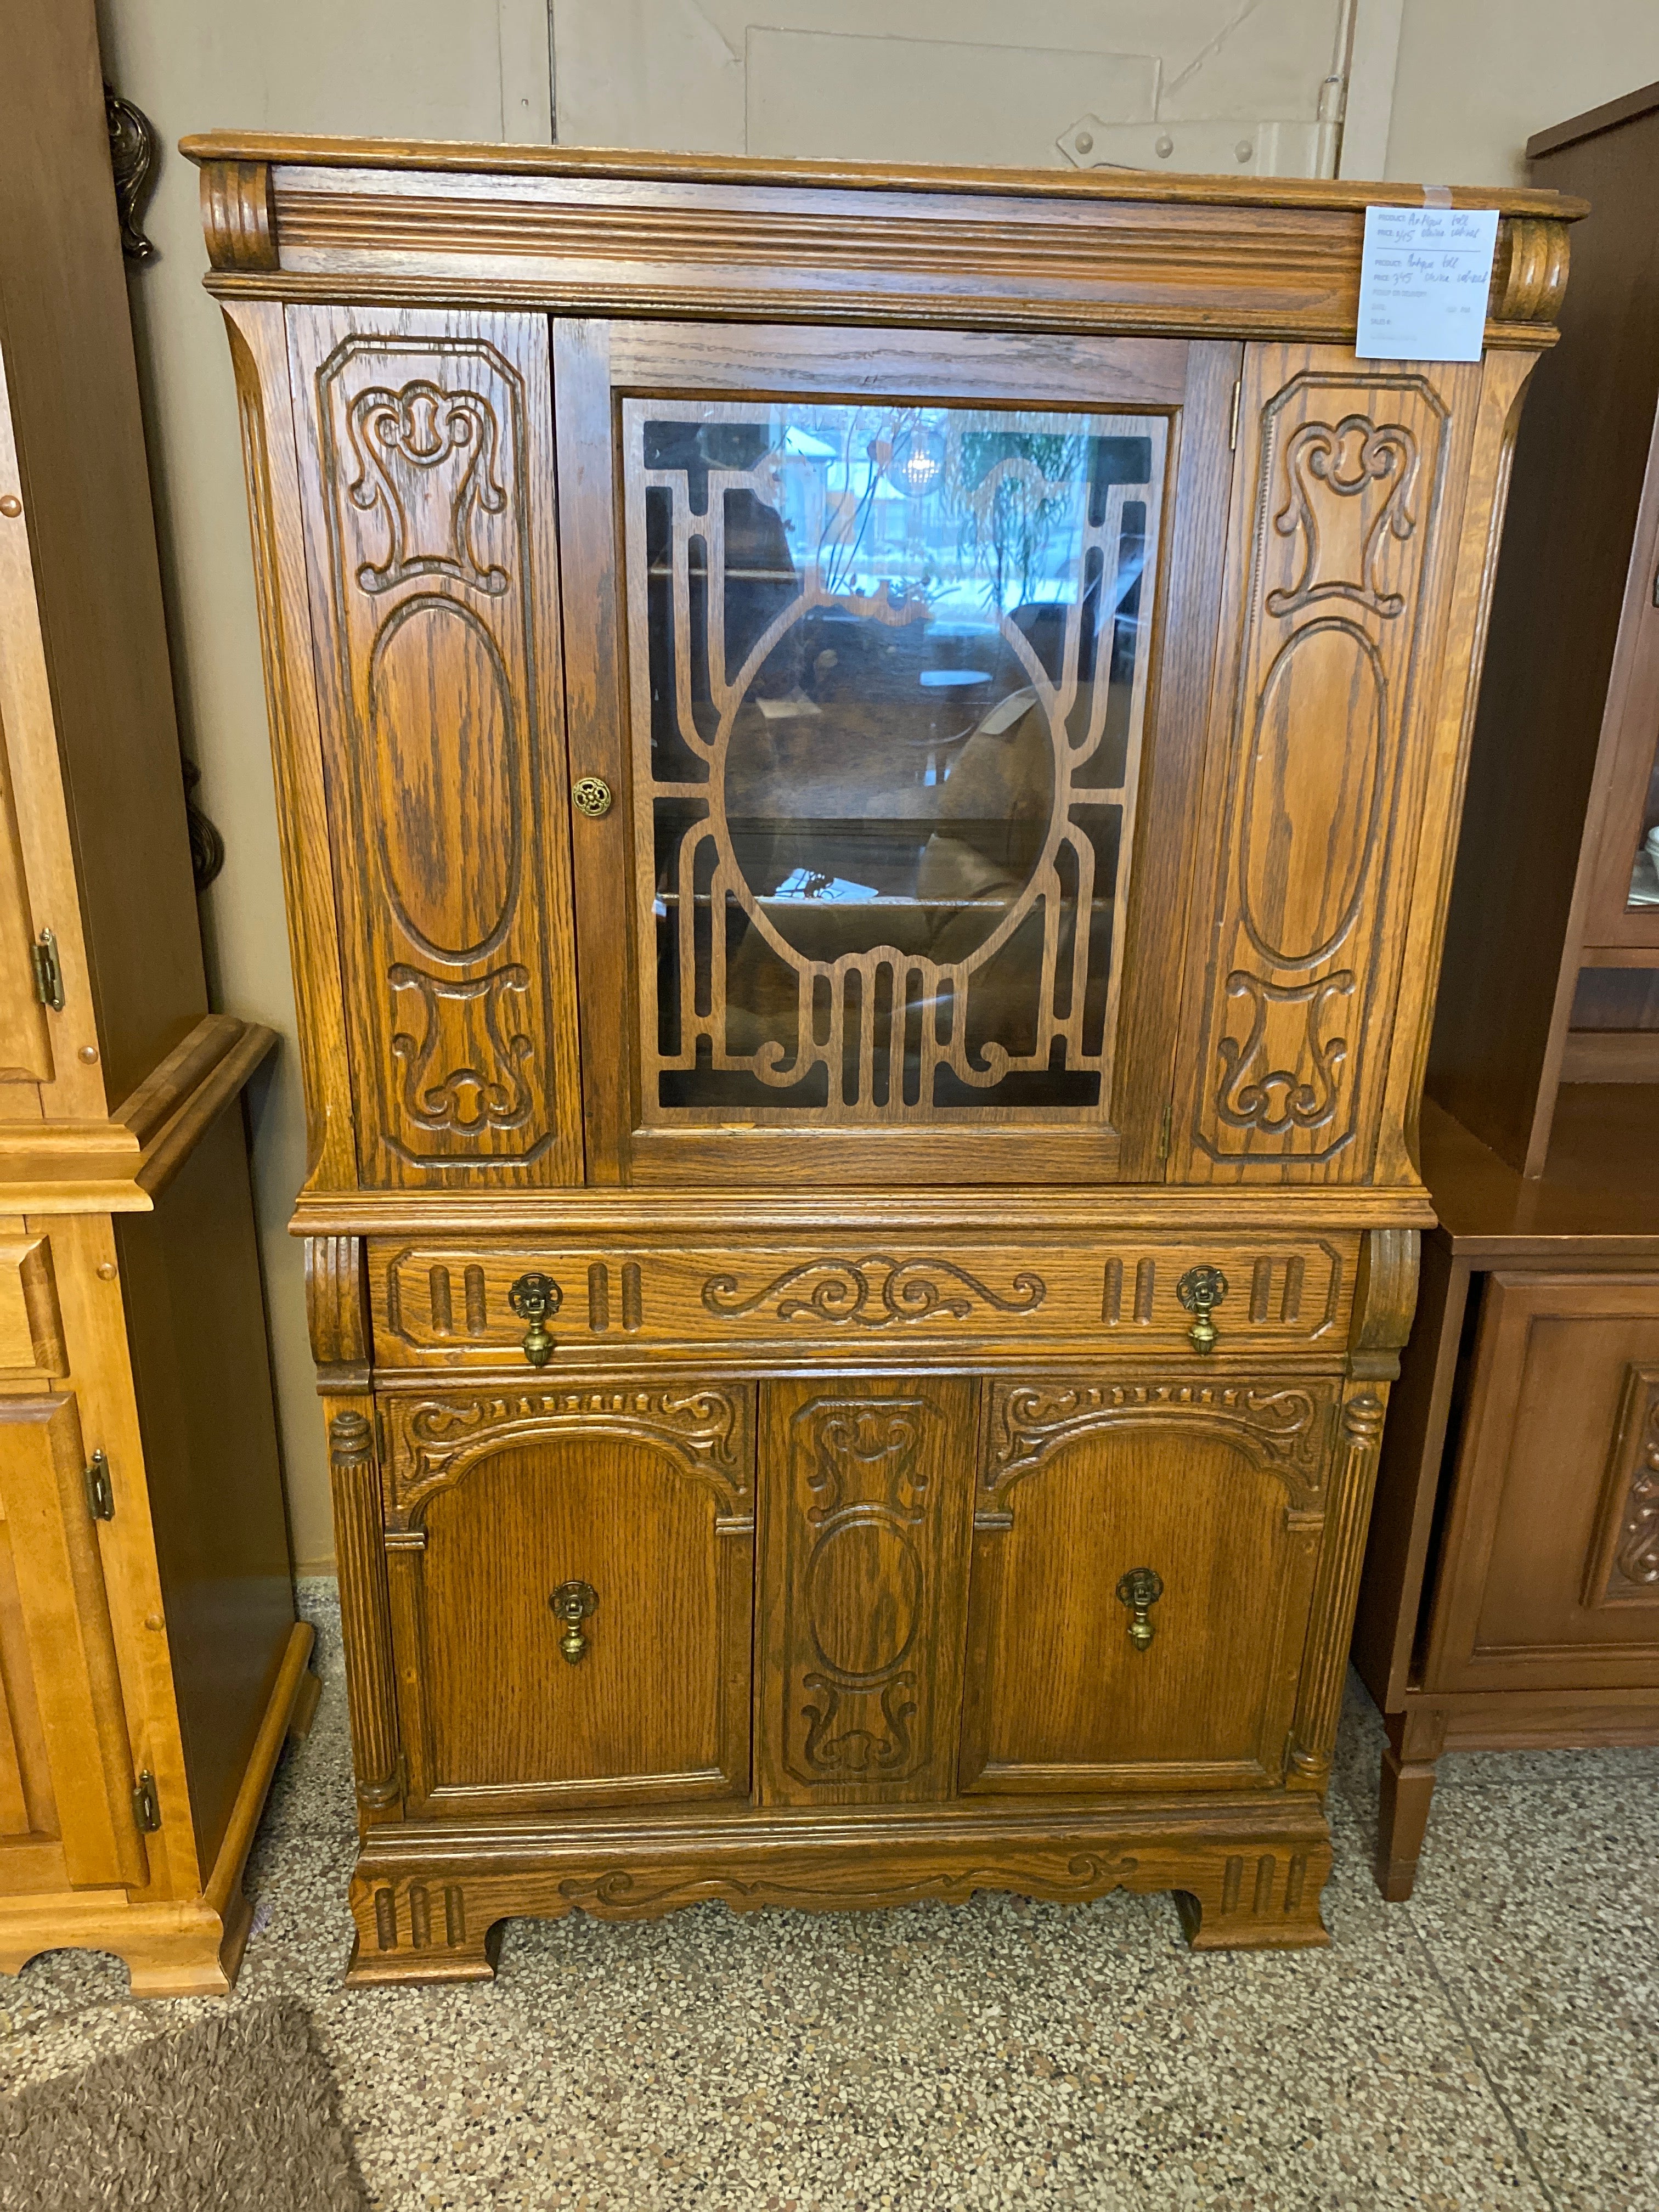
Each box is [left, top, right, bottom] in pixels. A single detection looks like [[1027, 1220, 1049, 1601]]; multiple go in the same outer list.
[[188, 130, 1577, 1980]]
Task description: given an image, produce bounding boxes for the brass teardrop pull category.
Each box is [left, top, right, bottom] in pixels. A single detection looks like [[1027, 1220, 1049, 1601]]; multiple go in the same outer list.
[[551, 1581, 597, 1663], [1176, 1265, 1228, 1355], [1116, 1566, 1164, 1652], [507, 1271, 561, 1367]]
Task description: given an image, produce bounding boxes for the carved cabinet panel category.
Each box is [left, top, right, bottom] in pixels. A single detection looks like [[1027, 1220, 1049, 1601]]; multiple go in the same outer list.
[[380, 1382, 755, 1815], [757, 1376, 977, 1804], [960, 1375, 1338, 1791], [1421, 1275, 1659, 1692], [1177, 347, 1481, 1182], [286, 308, 583, 1187]]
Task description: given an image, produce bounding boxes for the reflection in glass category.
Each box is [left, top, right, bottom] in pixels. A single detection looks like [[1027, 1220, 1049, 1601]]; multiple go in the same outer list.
[[1630, 745, 1659, 908], [627, 399, 1167, 1120]]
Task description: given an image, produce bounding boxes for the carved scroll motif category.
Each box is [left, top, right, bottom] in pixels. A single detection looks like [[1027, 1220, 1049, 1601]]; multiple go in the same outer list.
[[1214, 972, 1355, 1137], [387, 964, 539, 1143], [345, 382, 509, 596], [1266, 416, 1420, 620], [986, 1375, 1331, 1506], [387, 1384, 750, 1523], [703, 1254, 1046, 1328]]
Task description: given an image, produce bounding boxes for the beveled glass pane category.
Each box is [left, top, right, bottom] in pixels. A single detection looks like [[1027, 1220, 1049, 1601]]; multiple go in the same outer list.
[[625, 398, 1167, 1122]]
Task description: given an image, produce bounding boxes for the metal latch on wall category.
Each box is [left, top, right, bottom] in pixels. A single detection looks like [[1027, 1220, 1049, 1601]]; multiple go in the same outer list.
[[84, 1449, 114, 1520], [31, 927, 64, 1011]]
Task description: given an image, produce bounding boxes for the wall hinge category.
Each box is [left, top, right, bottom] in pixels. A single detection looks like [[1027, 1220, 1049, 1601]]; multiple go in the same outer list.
[[131, 1770, 161, 1833], [30, 927, 64, 1012], [1159, 1102, 1173, 1162], [84, 1448, 114, 1521], [1228, 378, 1242, 453]]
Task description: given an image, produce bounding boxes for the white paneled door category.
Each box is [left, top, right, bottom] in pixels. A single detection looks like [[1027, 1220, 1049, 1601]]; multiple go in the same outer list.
[[549, 0, 1402, 179]]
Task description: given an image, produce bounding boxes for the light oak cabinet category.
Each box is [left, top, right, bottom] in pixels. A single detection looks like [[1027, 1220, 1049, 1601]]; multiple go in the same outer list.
[[193, 130, 1578, 1980], [0, 4, 313, 1999]]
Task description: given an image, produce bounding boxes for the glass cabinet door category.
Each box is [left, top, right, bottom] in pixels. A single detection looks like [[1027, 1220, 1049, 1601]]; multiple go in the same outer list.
[[557, 327, 1238, 1185]]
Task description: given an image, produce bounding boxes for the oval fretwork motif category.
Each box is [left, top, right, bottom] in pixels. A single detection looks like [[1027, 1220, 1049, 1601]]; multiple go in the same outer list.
[[625, 399, 1168, 1124]]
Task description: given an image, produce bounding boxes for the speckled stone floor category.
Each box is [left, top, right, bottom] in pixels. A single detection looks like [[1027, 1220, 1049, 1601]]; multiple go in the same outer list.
[[3, 1580, 1655, 2210]]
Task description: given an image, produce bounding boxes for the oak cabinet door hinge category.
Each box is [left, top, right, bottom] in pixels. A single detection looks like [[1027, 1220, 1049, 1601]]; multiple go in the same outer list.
[[1228, 378, 1242, 453], [131, 1770, 161, 1832], [30, 927, 64, 1011], [84, 1448, 114, 1520]]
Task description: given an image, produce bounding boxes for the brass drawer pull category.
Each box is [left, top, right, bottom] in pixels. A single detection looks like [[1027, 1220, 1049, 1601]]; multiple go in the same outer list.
[[1176, 1264, 1228, 1354], [1116, 1567, 1164, 1652], [572, 775, 613, 818], [551, 1580, 597, 1663], [507, 1271, 561, 1366]]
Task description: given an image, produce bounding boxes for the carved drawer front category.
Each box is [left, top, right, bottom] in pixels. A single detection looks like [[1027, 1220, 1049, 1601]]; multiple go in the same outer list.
[[1423, 1274, 1659, 1695], [960, 1373, 1342, 1795], [368, 1234, 1357, 1367], [378, 1379, 755, 1818], [755, 1376, 977, 1808]]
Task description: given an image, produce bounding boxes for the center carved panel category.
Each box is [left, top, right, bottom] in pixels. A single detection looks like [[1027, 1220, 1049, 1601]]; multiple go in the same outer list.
[[763, 1384, 975, 1802]]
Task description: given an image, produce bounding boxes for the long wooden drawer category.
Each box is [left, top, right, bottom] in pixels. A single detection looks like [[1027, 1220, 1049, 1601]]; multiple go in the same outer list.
[[366, 1233, 1358, 1369]]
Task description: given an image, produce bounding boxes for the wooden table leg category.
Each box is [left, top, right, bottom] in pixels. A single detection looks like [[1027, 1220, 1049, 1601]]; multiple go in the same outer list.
[[1376, 1707, 1447, 1901]]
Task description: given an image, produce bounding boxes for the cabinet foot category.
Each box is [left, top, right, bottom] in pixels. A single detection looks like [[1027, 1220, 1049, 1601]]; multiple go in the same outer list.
[[1375, 1711, 1444, 1902], [1173, 1840, 1333, 1950], [345, 1874, 505, 1987]]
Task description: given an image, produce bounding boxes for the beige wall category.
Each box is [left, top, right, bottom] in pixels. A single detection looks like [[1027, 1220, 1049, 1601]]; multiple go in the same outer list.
[[93, 0, 1659, 1569], [1386, 2, 1659, 182], [94, 0, 552, 1571]]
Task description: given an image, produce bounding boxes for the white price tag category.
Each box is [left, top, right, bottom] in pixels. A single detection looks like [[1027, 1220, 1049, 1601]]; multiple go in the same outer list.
[[1356, 205, 1500, 363]]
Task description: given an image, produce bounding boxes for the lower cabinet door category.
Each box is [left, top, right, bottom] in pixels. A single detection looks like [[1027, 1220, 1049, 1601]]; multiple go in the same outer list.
[[1421, 1272, 1659, 1692], [381, 1385, 755, 1815], [960, 1375, 1337, 1792], [0, 1394, 148, 1891]]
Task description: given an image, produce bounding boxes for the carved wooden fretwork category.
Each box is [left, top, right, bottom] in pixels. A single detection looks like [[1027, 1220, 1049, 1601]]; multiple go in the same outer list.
[[986, 1375, 1333, 1507], [1188, 369, 1454, 1172], [301, 319, 577, 1182], [628, 398, 1167, 1125], [703, 1254, 1045, 1328], [775, 1396, 960, 1787], [385, 1383, 752, 1522]]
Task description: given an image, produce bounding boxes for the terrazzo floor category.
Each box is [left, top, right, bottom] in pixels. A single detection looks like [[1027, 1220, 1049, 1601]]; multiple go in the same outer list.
[[3, 1579, 1655, 2210]]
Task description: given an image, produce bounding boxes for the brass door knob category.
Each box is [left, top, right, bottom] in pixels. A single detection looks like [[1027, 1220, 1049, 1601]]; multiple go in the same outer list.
[[507, 1271, 561, 1365], [1116, 1566, 1164, 1651], [551, 1580, 597, 1662], [572, 775, 613, 818], [1176, 1265, 1228, 1354]]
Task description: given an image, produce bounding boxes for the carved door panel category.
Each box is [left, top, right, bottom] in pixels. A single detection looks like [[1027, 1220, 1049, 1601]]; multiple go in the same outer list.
[[0, 1395, 147, 1891], [556, 319, 1239, 1186], [286, 308, 583, 1187], [1422, 1274, 1659, 1693], [757, 1375, 977, 1804], [960, 1376, 1337, 1792], [1173, 344, 1483, 1183], [381, 1383, 754, 1815]]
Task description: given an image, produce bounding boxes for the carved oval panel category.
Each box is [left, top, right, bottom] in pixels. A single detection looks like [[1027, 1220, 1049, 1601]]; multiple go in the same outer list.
[[369, 595, 519, 961], [806, 1517, 921, 1677], [1241, 618, 1384, 968]]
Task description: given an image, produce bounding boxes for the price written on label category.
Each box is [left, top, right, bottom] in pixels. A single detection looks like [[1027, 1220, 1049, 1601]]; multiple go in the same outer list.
[[1356, 205, 1500, 364]]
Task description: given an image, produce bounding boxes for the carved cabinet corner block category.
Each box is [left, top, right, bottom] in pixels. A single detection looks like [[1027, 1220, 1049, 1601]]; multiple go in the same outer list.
[[200, 138, 1564, 1968]]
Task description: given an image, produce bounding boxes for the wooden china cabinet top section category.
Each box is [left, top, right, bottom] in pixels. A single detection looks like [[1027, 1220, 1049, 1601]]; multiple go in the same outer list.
[[180, 133, 1579, 347]]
